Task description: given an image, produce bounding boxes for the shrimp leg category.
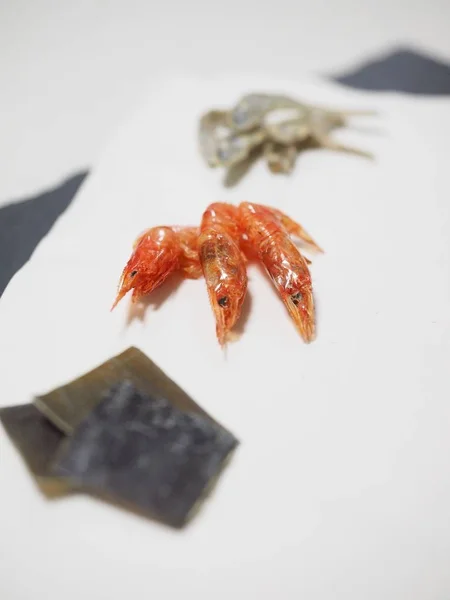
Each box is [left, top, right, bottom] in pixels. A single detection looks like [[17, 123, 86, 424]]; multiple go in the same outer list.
[[174, 226, 202, 279], [266, 207, 323, 253]]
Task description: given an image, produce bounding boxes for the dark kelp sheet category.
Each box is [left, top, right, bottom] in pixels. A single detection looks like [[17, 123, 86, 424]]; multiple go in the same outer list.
[[0, 347, 238, 527], [0, 403, 68, 497]]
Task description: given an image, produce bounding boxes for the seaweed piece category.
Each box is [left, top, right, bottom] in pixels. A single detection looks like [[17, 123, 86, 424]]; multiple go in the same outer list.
[[34, 347, 212, 434], [52, 379, 238, 527], [0, 403, 68, 496], [1, 347, 238, 526]]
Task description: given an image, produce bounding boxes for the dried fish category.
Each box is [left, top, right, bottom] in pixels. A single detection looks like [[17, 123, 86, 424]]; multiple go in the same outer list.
[[198, 92, 376, 178]]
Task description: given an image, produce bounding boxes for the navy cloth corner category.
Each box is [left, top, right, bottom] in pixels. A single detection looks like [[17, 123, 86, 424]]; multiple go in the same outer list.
[[331, 47, 450, 95], [1, 47, 450, 298], [0, 171, 88, 296]]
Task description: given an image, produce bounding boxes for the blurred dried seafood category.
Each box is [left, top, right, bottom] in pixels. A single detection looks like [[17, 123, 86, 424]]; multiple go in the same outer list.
[[199, 93, 375, 177]]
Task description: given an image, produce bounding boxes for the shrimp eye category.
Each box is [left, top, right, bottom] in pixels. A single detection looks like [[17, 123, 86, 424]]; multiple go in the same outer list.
[[218, 296, 229, 307], [291, 292, 303, 306], [130, 270, 138, 277]]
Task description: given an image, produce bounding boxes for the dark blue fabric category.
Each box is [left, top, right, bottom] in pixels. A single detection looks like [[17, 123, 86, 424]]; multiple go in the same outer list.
[[0, 171, 88, 296], [332, 47, 450, 95]]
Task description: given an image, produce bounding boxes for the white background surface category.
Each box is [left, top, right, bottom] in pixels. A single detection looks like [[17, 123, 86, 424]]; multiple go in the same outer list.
[[1, 0, 450, 203], [0, 73, 449, 599], [1, 2, 450, 598]]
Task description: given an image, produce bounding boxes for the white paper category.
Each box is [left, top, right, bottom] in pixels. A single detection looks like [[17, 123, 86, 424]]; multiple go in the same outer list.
[[1, 75, 449, 599]]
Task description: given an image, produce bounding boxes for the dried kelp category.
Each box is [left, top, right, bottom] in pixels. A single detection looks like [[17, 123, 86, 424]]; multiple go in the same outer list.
[[0, 403, 68, 496], [34, 347, 213, 434], [52, 380, 238, 527], [1, 348, 238, 526]]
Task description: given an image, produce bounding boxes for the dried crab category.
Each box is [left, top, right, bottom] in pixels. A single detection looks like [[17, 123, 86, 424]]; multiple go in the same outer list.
[[199, 93, 375, 175], [112, 203, 323, 344]]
